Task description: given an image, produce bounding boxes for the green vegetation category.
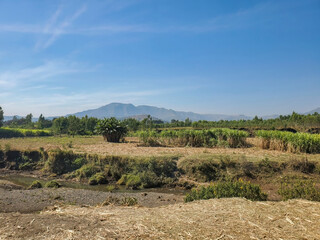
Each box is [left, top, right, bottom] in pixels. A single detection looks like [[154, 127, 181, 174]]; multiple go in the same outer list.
[[95, 117, 128, 142], [256, 130, 320, 153], [278, 176, 320, 201], [137, 128, 249, 148], [0, 106, 3, 128], [89, 172, 108, 185], [45, 180, 61, 188], [0, 128, 52, 138], [28, 180, 43, 189], [184, 179, 267, 202], [102, 196, 138, 206]]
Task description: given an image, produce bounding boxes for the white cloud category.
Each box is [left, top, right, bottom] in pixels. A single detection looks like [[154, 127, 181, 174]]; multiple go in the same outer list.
[[0, 60, 84, 89], [36, 5, 87, 49]]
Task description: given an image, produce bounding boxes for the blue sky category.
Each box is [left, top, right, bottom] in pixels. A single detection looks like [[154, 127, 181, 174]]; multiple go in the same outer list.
[[0, 0, 319, 117]]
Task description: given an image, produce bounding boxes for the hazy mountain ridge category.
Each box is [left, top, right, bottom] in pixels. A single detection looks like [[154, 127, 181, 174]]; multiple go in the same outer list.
[[68, 103, 252, 122], [4, 104, 320, 122]]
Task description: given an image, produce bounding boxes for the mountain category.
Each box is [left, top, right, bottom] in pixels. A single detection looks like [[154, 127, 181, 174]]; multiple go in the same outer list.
[[70, 103, 252, 122], [305, 107, 320, 115]]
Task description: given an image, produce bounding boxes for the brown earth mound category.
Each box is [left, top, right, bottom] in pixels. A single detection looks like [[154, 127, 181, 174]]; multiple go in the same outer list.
[[0, 198, 319, 239]]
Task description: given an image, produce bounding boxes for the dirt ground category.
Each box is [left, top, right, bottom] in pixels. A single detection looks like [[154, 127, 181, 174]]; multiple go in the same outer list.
[[0, 198, 319, 240], [0, 187, 184, 213]]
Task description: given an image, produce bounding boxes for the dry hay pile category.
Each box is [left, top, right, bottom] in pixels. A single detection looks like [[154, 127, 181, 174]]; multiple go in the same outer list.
[[0, 198, 320, 240]]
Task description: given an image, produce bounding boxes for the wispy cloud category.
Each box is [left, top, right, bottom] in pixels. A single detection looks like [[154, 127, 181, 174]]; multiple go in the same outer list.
[[0, 61, 83, 89], [36, 5, 87, 49]]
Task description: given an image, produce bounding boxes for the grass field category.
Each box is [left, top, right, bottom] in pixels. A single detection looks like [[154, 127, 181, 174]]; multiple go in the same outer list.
[[1, 135, 320, 160]]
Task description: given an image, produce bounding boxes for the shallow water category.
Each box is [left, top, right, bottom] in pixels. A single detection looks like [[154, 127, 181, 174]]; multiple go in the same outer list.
[[0, 174, 187, 195]]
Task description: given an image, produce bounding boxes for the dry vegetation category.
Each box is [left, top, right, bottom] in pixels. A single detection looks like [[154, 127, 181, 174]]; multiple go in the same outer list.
[[1, 135, 320, 239], [1, 198, 320, 239], [1, 136, 320, 161]]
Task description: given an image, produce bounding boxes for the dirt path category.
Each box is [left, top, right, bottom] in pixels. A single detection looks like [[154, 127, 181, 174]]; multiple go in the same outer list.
[[0, 198, 319, 239]]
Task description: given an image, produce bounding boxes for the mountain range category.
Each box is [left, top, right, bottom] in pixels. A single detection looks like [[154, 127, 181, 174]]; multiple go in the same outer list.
[[3, 103, 320, 122]]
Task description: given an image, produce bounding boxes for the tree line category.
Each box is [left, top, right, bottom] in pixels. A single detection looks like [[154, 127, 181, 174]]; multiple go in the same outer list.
[[0, 105, 319, 136]]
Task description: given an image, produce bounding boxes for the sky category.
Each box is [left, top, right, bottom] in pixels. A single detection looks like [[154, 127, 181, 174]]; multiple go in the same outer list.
[[0, 0, 319, 117]]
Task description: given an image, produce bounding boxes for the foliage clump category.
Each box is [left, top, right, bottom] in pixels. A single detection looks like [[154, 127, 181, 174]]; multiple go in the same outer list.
[[184, 179, 267, 202], [45, 180, 61, 188], [28, 180, 42, 189], [278, 177, 320, 201], [95, 117, 128, 143], [88, 172, 108, 185]]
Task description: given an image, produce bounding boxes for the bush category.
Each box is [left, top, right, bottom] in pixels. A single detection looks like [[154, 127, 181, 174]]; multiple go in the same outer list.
[[278, 177, 320, 201], [88, 172, 108, 185], [45, 180, 61, 188], [117, 174, 142, 189], [184, 179, 267, 202], [75, 163, 100, 179], [28, 180, 42, 189], [95, 117, 128, 143], [46, 150, 79, 175]]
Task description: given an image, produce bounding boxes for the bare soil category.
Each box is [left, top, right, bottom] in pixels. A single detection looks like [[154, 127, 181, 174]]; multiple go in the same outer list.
[[0, 187, 183, 213], [0, 198, 319, 239]]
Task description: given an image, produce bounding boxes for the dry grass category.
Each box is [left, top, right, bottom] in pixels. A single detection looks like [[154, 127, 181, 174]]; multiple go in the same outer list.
[[1, 136, 319, 162], [0, 198, 320, 239]]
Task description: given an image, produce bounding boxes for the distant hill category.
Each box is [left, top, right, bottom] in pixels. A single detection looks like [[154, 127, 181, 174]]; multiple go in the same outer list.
[[4, 104, 319, 122], [305, 107, 320, 115], [69, 103, 252, 122]]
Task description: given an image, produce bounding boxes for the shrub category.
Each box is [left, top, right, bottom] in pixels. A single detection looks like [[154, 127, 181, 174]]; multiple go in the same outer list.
[[278, 177, 320, 201], [184, 179, 267, 202], [75, 163, 100, 179], [101, 196, 138, 206], [72, 157, 87, 170], [117, 174, 142, 189], [95, 117, 128, 143], [88, 172, 108, 185], [121, 197, 138, 206], [28, 180, 42, 189], [45, 180, 61, 188], [46, 150, 79, 175]]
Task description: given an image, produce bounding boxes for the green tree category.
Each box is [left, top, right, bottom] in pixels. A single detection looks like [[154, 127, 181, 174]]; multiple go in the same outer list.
[[0, 106, 4, 127], [53, 117, 68, 136], [38, 114, 45, 129], [95, 117, 128, 142], [67, 115, 82, 137]]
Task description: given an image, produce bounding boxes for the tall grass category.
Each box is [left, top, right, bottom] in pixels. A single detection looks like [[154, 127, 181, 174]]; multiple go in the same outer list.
[[256, 130, 320, 153], [137, 128, 249, 148]]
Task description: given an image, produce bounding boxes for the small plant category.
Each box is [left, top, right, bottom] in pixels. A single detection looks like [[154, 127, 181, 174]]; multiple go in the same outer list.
[[45, 180, 61, 188], [184, 179, 267, 202], [101, 196, 138, 206], [278, 177, 320, 201], [67, 141, 73, 148], [106, 185, 116, 192], [28, 180, 42, 189], [121, 197, 138, 206]]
